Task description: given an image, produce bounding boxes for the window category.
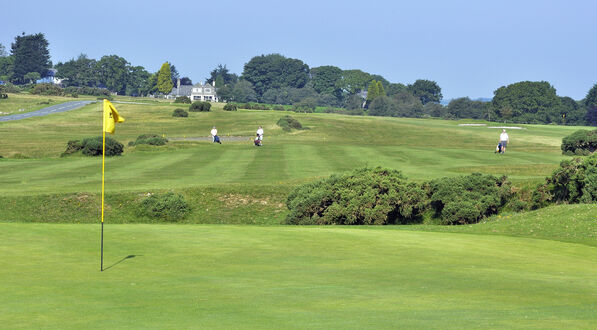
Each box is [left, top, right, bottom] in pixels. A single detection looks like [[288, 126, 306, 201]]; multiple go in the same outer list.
[[193, 96, 200, 100], [205, 88, 211, 93]]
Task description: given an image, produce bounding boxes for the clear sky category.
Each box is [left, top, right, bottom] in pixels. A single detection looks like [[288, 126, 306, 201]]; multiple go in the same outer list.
[[1, 0, 595, 100]]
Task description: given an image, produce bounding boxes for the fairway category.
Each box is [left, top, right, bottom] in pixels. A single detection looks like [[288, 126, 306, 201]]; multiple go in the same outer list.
[[1, 223, 595, 328]]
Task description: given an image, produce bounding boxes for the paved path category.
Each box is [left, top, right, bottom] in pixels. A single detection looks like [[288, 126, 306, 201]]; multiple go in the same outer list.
[[169, 136, 254, 142], [0, 100, 96, 122]]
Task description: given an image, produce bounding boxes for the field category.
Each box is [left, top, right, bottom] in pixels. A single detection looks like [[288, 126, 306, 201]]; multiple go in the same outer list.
[[1, 96, 596, 328]]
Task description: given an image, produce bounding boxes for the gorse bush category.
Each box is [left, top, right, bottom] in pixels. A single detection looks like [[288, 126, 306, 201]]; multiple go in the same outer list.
[[532, 154, 597, 208], [285, 167, 426, 225], [223, 103, 237, 111], [62, 136, 124, 156], [137, 192, 190, 222], [174, 96, 191, 104], [425, 173, 512, 225], [189, 101, 211, 112], [276, 115, 303, 131], [131, 134, 168, 146], [172, 108, 188, 117], [561, 129, 597, 155], [31, 83, 64, 96]]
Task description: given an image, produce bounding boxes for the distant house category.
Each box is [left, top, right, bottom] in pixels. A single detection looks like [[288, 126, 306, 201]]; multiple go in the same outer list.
[[190, 82, 218, 102], [167, 80, 193, 99], [36, 69, 64, 85]]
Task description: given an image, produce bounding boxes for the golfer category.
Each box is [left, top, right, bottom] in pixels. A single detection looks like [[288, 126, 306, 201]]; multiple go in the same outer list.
[[211, 126, 221, 144], [256, 126, 264, 143], [499, 129, 509, 153]]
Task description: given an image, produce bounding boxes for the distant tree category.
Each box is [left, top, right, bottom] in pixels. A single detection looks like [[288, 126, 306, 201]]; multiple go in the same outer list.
[[179, 77, 193, 85], [407, 79, 442, 105], [216, 84, 233, 102], [157, 62, 173, 94], [310, 65, 343, 99], [393, 91, 424, 117], [0, 55, 14, 81], [386, 83, 407, 97], [24, 72, 41, 83], [492, 81, 561, 124], [242, 54, 309, 97], [585, 84, 597, 126], [95, 55, 130, 95], [140, 72, 158, 96], [55, 54, 99, 87], [366, 80, 380, 103], [214, 74, 224, 88], [423, 102, 444, 117], [557, 96, 586, 126], [10, 33, 52, 84], [339, 69, 372, 94], [376, 81, 385, 97], [446, 97, 489, 119], [231, 80, 257, 103], [345, 94, 364, 110], [126, 65, 150, 96], [0, 43, 6, 57], [208, 64, 238, 86], [368, 96, 398, 117], [169, 63, 179, 87]]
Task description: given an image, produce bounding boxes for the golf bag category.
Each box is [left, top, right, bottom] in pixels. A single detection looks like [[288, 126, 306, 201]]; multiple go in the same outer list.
[[495, 142, 503, 154], [254, 135, 262, 146], [214, 135, 221, 143]]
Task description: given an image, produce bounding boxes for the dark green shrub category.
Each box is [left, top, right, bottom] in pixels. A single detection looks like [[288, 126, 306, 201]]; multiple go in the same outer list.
[[132, 134, 168, 146], [172, 108, 188, 117], [286, 167, 426, 225], [61, 140, 84, 156], [273, 105, 285, 111], [241, 103, 252, 109], [532, 154, 597, 207], [174, 96, 191, 104], [425, 173, 512, 225], [223, 103, 237, 111], [292, 98, 317, 113], [31, 83, 64, 96], [561, 129, 597, 155], [71, 92, 78, 98], [78, 136, 124, 156], [137, 192, 190, 222], [189, 101, 211, 112], [276, 115, 303, 131]]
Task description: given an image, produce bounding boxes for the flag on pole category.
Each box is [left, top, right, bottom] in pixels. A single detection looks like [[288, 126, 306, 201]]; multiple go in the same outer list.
[[103, 99, 125, 134]]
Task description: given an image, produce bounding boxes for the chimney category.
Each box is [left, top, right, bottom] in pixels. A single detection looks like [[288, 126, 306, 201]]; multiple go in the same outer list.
[[176, 78, 181, 96]]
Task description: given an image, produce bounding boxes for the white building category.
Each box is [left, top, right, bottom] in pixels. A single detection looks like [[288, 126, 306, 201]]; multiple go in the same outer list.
[[190, 82, 218, 102]]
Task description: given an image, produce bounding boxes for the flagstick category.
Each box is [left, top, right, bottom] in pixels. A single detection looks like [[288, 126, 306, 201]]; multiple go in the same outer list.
[[101, 102, 106, 271]]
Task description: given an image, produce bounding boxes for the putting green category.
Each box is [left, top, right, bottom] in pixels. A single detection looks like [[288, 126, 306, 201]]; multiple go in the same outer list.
[[1, 223, 595, 328]]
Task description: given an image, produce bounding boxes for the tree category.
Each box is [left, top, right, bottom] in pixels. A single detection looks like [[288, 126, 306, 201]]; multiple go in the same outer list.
[[376, 81, 385, 97], [10, 33, 52, 84], [366, 80, 380, 103], [24, 72, 41, 83], [0, 55, 14, 81], [95, 55, 130, 95], [393, 91, 424, 117], [242, 54, 309, 97], [157, 62, 173, 94], [345, 94, 365, 110], [310, 65, 343, 99], [231, 80, 257, 102], [368, 96, 398, 117], [557, 96, 586, 126], [55, 54, 98, 87], [214, 74, 224, 88], [492, 81, 561, 124], [179, 77, 193, 85], [126, 66, 150, 96], [386, 83, 407, 97], [208, 64, 237, 86], [446, 97, 489, 119], [339, 69, 372, 94], [0, 43, 6, 57], [169, 63, 179, 87], [585, 83, 597, 126], [407, 79, 442, 105]]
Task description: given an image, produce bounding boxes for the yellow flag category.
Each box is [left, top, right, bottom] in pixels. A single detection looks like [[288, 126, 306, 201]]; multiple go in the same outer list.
[[103, 99, 125, 134]]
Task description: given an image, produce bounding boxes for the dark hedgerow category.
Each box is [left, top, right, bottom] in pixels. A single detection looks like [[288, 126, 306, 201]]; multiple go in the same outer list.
[[174, 96, 191, 104], [172, 108, 188, 117], [223, 103, 237, 111], [189, 101, 211, 112], [561, 129, 597, 155], [276, 115, 303, 131], [425, 173, 512, 225], [532, 154, 597, 208], [131, 134, 168, 146], [285, 167, 426, 225], [137, 192, 190, 222], [78, 136, 124, 156]]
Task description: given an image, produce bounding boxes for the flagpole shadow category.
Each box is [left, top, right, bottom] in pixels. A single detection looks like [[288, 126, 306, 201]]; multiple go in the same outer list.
[[103, 255, 140, 271]]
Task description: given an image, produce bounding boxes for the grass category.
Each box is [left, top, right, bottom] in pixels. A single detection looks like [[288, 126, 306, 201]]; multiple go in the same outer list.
[[1, 223, 596, 328], [0, 92, 94, 116]]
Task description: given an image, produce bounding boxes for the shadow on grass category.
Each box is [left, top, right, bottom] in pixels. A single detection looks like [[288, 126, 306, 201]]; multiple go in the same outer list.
[[103, 255, 140, 271]]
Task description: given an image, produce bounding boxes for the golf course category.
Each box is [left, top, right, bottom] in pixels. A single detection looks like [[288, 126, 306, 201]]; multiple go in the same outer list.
[[1, 95, 596, 328]]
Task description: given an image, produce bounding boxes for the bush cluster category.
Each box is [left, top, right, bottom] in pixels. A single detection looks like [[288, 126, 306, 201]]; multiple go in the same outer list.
[[63, 86, 110, 97], [425, 173, 512, 225], [189, 101, 211, 112], [174, 96, 191, 104], [31, 83, 64, 96], [130, 134, 168, 146], [561, 129, 597, 155], [172, 108, 188, 117], [273, 105, 285, 111], [242, 103, 271, 110], [223, 103, 237, 111], [532, 154, 597, 207], [285, 167, 426, 225], [137, 192, 190, 222], [62, 136, 124, 157], [276, 115, 303, 131]]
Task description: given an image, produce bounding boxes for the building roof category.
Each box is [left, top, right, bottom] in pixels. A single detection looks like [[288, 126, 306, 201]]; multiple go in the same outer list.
[[170, 85, 193, 96]]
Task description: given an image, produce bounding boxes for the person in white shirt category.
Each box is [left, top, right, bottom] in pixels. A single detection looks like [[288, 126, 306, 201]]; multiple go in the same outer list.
[[256, 126, 264, 142], [499, 129, 509, 153], [211, 126, 221, 144]]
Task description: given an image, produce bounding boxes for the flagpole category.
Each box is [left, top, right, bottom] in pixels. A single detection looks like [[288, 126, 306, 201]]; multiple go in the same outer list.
[[101, 101, 106, 272]]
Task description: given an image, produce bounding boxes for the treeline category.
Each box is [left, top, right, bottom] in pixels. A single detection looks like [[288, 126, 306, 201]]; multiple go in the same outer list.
[[1, 33, 596, 126]]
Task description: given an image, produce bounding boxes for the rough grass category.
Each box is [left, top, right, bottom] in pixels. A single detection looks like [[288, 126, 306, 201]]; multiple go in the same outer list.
[[0, 92, 93, 116]]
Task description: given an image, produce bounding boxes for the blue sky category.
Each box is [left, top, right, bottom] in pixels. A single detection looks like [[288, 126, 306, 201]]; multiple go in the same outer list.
[[1, 0, 595, 100]]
